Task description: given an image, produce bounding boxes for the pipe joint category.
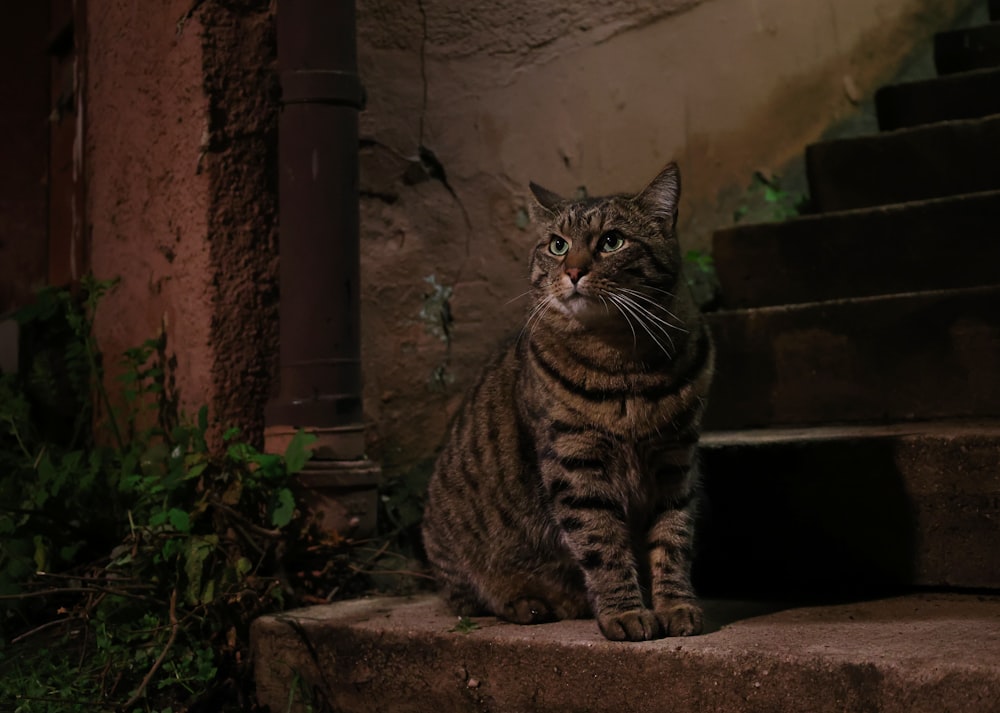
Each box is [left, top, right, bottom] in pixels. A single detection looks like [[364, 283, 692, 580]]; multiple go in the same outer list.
[[281, 69, 365, 109]]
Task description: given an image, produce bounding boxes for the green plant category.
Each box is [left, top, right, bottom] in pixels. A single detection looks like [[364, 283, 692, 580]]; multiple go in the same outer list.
[[732, 172, 807, 224], [450, 616, 480, 634], [0, 277, 371, 712]]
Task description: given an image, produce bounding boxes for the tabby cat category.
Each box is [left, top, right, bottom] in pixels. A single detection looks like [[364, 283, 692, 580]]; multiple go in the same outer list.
[[421, 163, 713, 641]]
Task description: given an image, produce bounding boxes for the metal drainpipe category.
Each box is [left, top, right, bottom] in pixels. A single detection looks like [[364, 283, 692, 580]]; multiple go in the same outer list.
[[266, 0, 379, 536]]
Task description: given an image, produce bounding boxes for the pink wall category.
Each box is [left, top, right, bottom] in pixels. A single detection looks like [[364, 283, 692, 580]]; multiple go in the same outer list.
[[85, 0, 277, 441]]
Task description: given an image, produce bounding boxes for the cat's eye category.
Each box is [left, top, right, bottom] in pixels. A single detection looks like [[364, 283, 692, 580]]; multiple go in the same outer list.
[[548, 235, 570, 256], [599, 230, 626, 253]]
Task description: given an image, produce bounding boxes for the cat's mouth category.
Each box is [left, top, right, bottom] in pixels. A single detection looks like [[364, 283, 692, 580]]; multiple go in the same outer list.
[[557, 288, 613, 324]]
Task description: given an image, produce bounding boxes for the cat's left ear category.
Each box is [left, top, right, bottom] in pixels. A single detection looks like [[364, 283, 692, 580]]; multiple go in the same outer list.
[[528, 181, 563, 221], [635, 162, 681, 232]]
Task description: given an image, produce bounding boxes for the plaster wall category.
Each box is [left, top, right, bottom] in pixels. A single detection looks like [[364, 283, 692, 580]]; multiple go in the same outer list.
[[356, 0, 975, 477]]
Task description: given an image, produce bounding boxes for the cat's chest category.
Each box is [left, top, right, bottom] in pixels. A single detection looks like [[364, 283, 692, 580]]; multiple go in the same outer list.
[[523, 338, 695, 437], [553, 366, 697, 437]]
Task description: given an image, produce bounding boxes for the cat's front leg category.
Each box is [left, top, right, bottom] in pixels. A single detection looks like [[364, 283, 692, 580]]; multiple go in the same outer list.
[[541, 448, 663, 641], [646, 483, 702, 635]]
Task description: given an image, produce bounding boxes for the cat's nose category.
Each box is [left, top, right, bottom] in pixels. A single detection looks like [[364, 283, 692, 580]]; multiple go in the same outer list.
[[565, 267, 585, 284]]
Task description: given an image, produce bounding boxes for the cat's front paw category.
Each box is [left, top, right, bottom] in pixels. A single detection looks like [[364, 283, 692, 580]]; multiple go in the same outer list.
[[654, 600, 703, 637], [598, 608, 663, 641]]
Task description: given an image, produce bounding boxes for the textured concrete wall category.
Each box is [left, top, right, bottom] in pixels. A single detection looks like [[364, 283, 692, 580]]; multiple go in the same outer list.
[[356, 0, 975, 478], [86, 0, 277, 441]]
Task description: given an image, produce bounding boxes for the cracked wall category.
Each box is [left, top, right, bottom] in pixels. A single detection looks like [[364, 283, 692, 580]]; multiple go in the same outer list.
[[356, 0, 976, 479]]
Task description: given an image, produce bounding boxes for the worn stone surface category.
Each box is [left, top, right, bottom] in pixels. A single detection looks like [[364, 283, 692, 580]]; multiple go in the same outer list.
[[698, 422, 1000, 594], [252, 593, 1000, 713], [713, 190, 1000, 308], [806, 114, 1000, 212], [705, 285, 1000, 429], [875, 66, 1000, 130]]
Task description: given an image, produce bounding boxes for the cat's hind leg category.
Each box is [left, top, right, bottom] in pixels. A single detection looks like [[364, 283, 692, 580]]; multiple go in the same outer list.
[[480, 561, 591, 625]]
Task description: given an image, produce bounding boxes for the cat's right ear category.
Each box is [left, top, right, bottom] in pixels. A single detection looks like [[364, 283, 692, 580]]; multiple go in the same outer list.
[[528, 181, 563, 221]]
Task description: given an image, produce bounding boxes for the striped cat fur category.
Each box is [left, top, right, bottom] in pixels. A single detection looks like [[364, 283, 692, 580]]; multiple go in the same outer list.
[[421, 163, 714, 641]]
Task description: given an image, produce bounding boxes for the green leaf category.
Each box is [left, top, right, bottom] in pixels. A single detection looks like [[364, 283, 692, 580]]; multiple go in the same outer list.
[[185, 536, 216, 605], [235, 556, 253, 579], [167, 508, 192, 533], [283, 430, 317, 474], [270, 488, 296, 528]]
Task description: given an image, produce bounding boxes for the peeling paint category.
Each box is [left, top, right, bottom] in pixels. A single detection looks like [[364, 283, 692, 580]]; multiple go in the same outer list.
[[420, 275, 454, 343]]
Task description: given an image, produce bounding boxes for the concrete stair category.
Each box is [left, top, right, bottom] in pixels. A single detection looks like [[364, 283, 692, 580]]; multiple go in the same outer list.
[[875, 67, 1000, 130], [935, 21, 1000, 74], [703, 2, 1000, 597], [253, 594, 1000, 713], [250, 5, 1000, 711], [713, 190, 1000, 308], [805, 113, 1000, 211]]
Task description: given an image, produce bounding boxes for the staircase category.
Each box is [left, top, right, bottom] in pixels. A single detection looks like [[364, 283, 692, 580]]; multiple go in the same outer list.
[[251, 6, 1000, 711], [698, 0, 1000, 600]]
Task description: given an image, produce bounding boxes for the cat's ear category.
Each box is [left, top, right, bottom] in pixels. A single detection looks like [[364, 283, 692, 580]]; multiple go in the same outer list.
[[635, 162, 681, 231], [528, 181, 563, 220]]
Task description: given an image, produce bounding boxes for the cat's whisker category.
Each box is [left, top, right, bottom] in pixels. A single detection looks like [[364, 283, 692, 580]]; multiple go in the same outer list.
[[518, 295, 555, 345], [615, 298, 671, 359], [505, 289, 535, 307], [604, 293, 638, 348], [616, 292, 686, 339], [606, 293, 672, 358], [617, 288, 688, 332], [613, 294, 680, 354], [634, 284, 676, 299]]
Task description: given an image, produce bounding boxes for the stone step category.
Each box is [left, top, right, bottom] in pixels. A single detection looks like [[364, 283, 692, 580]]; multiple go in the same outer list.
[[875, 66, 1000, 130], [712, 190, 1000, 309], [252, 593, 1000, 713], [697, 421, 1000, 595], [935, 22, 1000, 75], [805, 113, 1000, 212], [704, 285, 1000, 430]]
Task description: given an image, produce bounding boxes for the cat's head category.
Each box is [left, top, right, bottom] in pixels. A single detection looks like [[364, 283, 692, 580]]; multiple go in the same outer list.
[[527, 163, 684, 336]]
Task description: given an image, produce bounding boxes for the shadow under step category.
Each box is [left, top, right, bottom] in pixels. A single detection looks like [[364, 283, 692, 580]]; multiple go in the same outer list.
[[252, 594, 1000, 713], [697, 421, 1000, 596], [805, 113, 1000, 212], [712, 190, 1000, 309], [705, 285, 1000, 430]]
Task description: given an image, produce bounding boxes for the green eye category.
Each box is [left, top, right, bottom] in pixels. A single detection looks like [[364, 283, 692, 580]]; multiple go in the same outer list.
[[548, 235, 570, 256], [599, 230, 625, 253]]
